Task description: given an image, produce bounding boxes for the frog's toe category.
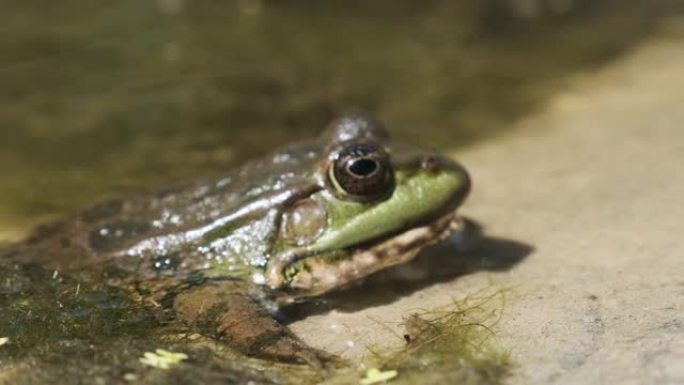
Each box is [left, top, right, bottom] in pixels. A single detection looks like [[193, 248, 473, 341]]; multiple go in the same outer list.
[[260, 335, 337, 369]]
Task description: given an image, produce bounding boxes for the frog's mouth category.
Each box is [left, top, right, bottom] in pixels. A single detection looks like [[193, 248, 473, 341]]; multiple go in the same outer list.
[[265, 213, 460, 298]]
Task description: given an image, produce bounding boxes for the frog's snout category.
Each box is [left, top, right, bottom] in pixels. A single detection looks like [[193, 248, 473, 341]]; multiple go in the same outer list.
[[421, 154, 471, 209], [421, 154, 453, 172]]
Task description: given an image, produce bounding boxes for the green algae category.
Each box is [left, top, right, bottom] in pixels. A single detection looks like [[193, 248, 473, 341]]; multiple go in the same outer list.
[[0, 263, 308, 385], [0, 264, 158, 358], [355, 289, 511, 385]]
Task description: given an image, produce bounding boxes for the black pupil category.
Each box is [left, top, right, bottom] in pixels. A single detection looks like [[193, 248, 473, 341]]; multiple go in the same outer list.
[[348, 158, 378, 177]]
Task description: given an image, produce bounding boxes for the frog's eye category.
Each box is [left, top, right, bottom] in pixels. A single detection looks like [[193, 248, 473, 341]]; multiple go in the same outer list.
[[328, 143, 395, 203]]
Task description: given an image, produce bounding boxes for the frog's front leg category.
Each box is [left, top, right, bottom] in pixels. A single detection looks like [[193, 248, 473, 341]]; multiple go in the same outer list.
[[173, 280, 330, 367]]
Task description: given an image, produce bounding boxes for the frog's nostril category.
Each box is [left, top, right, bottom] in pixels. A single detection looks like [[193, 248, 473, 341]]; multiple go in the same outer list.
[[422, 156, 440, 172]]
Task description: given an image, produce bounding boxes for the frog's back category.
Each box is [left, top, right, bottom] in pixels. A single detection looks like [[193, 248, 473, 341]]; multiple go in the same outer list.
[[2, 140, 323, 275], [2, 183, 210, 272]]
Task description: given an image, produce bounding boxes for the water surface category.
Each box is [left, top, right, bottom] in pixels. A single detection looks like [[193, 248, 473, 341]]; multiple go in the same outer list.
[[2, 0, 676, 239]]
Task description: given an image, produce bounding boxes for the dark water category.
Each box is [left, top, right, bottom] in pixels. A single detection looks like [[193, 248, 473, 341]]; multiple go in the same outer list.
[[1, 0, 679, 235]]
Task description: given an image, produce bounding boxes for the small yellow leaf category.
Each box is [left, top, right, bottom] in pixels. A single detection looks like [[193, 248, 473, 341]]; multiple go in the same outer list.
[[139, 349, 188, 369], [360, 368, 399, 385]]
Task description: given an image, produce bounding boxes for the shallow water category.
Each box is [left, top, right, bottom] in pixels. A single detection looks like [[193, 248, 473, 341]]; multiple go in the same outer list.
[[1, 0, 675, 239]]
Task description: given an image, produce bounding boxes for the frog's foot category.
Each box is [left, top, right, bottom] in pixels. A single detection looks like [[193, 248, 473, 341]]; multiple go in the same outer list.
[[240, 327, 334, 369], [173, 283, 334, 368]]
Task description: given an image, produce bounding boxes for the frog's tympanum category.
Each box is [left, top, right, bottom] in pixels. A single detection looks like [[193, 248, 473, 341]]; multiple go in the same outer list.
[[2, 114, 470, 367]]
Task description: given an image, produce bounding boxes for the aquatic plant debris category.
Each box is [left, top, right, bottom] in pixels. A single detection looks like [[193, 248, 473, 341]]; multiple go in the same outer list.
[[0, 337, 8, 346], [356, 288, 512, 385], [360, 368, 399, 385], [139, 349, 188, 369]]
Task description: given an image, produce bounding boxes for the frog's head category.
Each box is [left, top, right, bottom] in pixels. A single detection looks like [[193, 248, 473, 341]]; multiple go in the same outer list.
[[266, 113, 470, 299]]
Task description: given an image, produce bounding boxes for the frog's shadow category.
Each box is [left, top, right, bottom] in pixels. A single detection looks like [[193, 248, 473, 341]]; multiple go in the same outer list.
[[281, 218, 533, 322]]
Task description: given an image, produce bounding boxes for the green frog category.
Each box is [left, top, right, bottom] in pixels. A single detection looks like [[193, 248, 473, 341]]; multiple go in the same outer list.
[[2, 113, 470, 367]]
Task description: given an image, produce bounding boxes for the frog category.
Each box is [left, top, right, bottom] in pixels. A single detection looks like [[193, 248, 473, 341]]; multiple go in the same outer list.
[[1, 113, 470, 367]]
